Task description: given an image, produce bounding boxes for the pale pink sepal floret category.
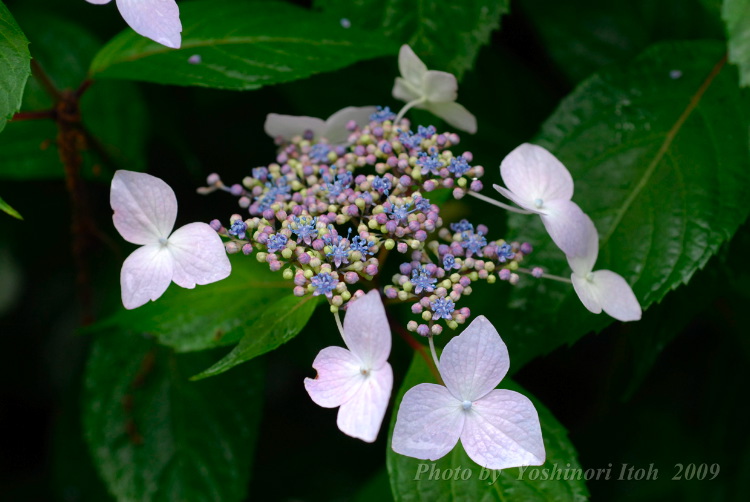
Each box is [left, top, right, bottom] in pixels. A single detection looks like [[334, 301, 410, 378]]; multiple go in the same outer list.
[[85, 0, 182, 49], [304, 290, 393, 443], [111, 170, 231, 310], [264, 106, 378, 145], [391, 316, 546, 470], [567, 217, 642, 322], [494, 143, 593, 257]]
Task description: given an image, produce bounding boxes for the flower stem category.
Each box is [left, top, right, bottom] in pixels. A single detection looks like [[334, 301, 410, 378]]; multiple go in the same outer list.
[[466, 191, 535, 215], [333, 309, 345, 340], [428, 335, 440, 370], [394, 97, 426, 124], [518, 267, 573, 284]]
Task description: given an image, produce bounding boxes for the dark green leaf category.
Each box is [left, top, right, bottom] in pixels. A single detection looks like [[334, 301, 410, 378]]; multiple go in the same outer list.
[[0, 195, 22, 219], [316, 0, 509, 79], [91, 257, 315, 354], [84, 330, 264, 502], [386, 353, 589, 501], [490, 41, 750, 369], [89, 1, 397, 90], [724, 0, 750, 86], [0, 1, 31, 133], [192, 293, 321, 380]]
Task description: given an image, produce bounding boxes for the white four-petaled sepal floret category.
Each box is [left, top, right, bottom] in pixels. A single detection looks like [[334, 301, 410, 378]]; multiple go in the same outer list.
[[392, 45, 477, 134], [304, 290, 393, 443], [567, 218, 642, 322], [111, 170, 231, 310], [391, 316, 546, 469], [85, 0, 182, 49], [264, 106, 378, 145], [494, 143, 593, 257]]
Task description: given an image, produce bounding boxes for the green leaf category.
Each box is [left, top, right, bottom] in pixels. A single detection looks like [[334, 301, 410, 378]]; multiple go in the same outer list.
[[386, 353, 589, 501], [491, 41, 750, 369], [0, 1, 31, 133], [724, 0, 750, 86], [316, 0, 510, 79], [89, 1, 397, 90], [84, 330, 264, 502], [0, 195, 22, 219], [91, 257, 319, 356]]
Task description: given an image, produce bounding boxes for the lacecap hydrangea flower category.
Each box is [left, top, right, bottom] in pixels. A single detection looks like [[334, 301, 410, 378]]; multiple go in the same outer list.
[[85, 0, 182, 49], [304, 290, 393, 442], [111, 170, 231, 309], [392, 315, 545, 469]]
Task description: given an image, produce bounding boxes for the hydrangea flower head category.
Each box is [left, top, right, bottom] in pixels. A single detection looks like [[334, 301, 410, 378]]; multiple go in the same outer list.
[[567, 218, 642, 322], [110, 170, 231, 309], [494, 143, 593, 257], [85, 0, 182, 49], [264, 106, 377, 145], [392, 45, 477, 134], [304, 290, 393, 442], [391, 316, 545, 469]]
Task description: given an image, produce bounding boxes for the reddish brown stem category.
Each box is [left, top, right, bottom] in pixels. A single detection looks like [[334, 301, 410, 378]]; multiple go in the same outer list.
[[11, 109, 55, 121]]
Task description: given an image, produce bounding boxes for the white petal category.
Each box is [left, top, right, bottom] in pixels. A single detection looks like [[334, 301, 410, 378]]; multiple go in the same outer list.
[[391, 383, 464, 461], [342, 289, 391, 370], [120, 243, 174, 310], [337, 363, 393, 443], [565, 214, 599, 275], [398, 45, 428, 86], [111, 170, 177, 246], [423, 70, 458, 102], [592, 270, 642, 321], [539, 199, 595, 257], [167, 222, 231, 288], [425, 101, 477, 134], [499, 143, 574, 205], [304, 346, 364, 408], [439, 316, 509, 402], [570, 273, 603, 314], [117, 0, 182, 49], [323, 106, 378, 145], [263, 113, 326, 142], [86, 0, 112, 4], [493, 184, 541, 214], [392, 77, 421, 103], [461, 389, 546, 470]]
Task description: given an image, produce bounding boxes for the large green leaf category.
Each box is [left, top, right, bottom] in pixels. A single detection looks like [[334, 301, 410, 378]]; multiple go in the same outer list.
[[0, 195, 22, 219], [92, 257, 318, 354], [0, 12, 147, 179], [386, 353, 589, 501], [0, 1, 30, 133], [485, 41, 750, 369], [315, 0, 509, 79], [89, 1, 397, 90], [724, 0, 750, 86], [84, 330, 264, 502]]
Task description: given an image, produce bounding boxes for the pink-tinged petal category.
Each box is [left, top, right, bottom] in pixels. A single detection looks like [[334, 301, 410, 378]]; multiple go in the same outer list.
[[342, 289, 391, 369], [500, 143, 574, 205], [323, 106, 378, 145], [117, 0, 182, 49], [566, 214, 599, 275], [398, 45, 427, 86], [264, 113, 326, 142], [592, 270, 642, 321], [120, 243, 173, 310], [86, 0, 112, 4], [570, 273, 603, 315], [392, 77, 421, 103], [425, 101, 477, 134], [111, 170, 177, 246], [391, 383, 464, 461], [423, 70, 458, 102], [439, 316, 509, 402], [493, 184, 541, 214], [461, 389, 545, 470], [167, 222, 231, 288], [337, 363, 393, 442], [304, 346, 364, 408], [539, 199, 594, 258]]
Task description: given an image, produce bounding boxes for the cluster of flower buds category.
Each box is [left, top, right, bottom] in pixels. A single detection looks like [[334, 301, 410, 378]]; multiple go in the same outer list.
[[201, 107, 492, 313], [384, 219, 533, 336]]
